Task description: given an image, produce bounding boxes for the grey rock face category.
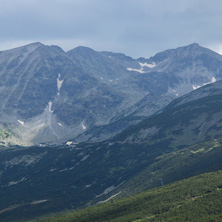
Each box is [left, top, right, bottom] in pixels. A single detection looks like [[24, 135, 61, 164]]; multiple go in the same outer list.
[[0, 42, 222, 145]]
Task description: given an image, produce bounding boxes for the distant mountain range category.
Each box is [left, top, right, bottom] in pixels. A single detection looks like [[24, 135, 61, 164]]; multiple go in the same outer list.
[[0, 42, 222, 145]]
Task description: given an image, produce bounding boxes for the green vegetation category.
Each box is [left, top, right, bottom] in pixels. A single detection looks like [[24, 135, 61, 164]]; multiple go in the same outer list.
[[39, 170, 222, 222], [119, 137, 222, 196], [1, 126, 222, 221], [0, 129, 12, 139], [2, 92, 222, 221]]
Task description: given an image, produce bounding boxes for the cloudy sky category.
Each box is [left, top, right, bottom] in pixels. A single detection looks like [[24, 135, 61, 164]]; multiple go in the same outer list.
[[1, 0, 222, 58]]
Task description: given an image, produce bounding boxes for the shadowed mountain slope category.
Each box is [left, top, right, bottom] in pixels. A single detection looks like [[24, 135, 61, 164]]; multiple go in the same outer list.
[[0, 43, 222, 145], [1, 81, 222, 221]]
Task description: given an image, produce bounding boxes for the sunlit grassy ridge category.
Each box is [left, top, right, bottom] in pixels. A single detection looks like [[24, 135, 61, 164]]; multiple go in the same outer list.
[[39, 170, 222, 222]]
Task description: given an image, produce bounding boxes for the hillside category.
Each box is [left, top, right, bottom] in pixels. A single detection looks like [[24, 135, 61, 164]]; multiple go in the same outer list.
[[39, 170, 222, 222], [1, 82, 222, 221]]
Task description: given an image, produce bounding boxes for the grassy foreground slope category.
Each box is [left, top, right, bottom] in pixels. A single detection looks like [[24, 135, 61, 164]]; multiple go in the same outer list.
[[39, 170, 222, 222]]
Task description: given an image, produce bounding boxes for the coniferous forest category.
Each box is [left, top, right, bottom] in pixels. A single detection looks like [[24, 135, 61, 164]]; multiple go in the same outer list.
[[32, 170, 222, 222]]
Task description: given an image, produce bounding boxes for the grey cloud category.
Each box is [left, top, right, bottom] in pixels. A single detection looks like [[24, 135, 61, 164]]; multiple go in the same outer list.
[[1, 0, 222, 57]]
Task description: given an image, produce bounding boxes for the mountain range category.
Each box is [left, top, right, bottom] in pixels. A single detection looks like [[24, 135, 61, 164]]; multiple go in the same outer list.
[[0, 42, 221, 145], [1, 43, 222, 221]]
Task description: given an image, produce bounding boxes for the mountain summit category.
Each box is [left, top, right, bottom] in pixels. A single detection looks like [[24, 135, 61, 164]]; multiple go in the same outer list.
[[0, 43, 221, 146]]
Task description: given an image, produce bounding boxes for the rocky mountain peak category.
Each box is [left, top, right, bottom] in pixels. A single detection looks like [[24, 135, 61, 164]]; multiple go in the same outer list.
[[150, 43, 222, 63], [0, 42, 222, 146], [67, 46, 97, 57]]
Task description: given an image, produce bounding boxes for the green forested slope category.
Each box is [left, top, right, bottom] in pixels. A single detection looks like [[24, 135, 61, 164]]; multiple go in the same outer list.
[[39, 170, 222, 222], [118, 137, 222, 196], [3, 87, 222, 222]]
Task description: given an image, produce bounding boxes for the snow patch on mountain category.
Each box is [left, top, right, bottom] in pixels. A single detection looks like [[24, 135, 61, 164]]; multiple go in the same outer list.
[[211, 77, 216, 83], [139, 62, 156, 68], [57, 74, 64, 96], [127, 62, 156, 74], [82, 122, 87, 130], [48, 101, 53, 113], [17, 120, 25, 125], [168, 88, 180, 97], [193, 77, 216, 90], [192, 85, 201, 90], [127, 68, 145, 74], [66, 141, 73, 145]]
